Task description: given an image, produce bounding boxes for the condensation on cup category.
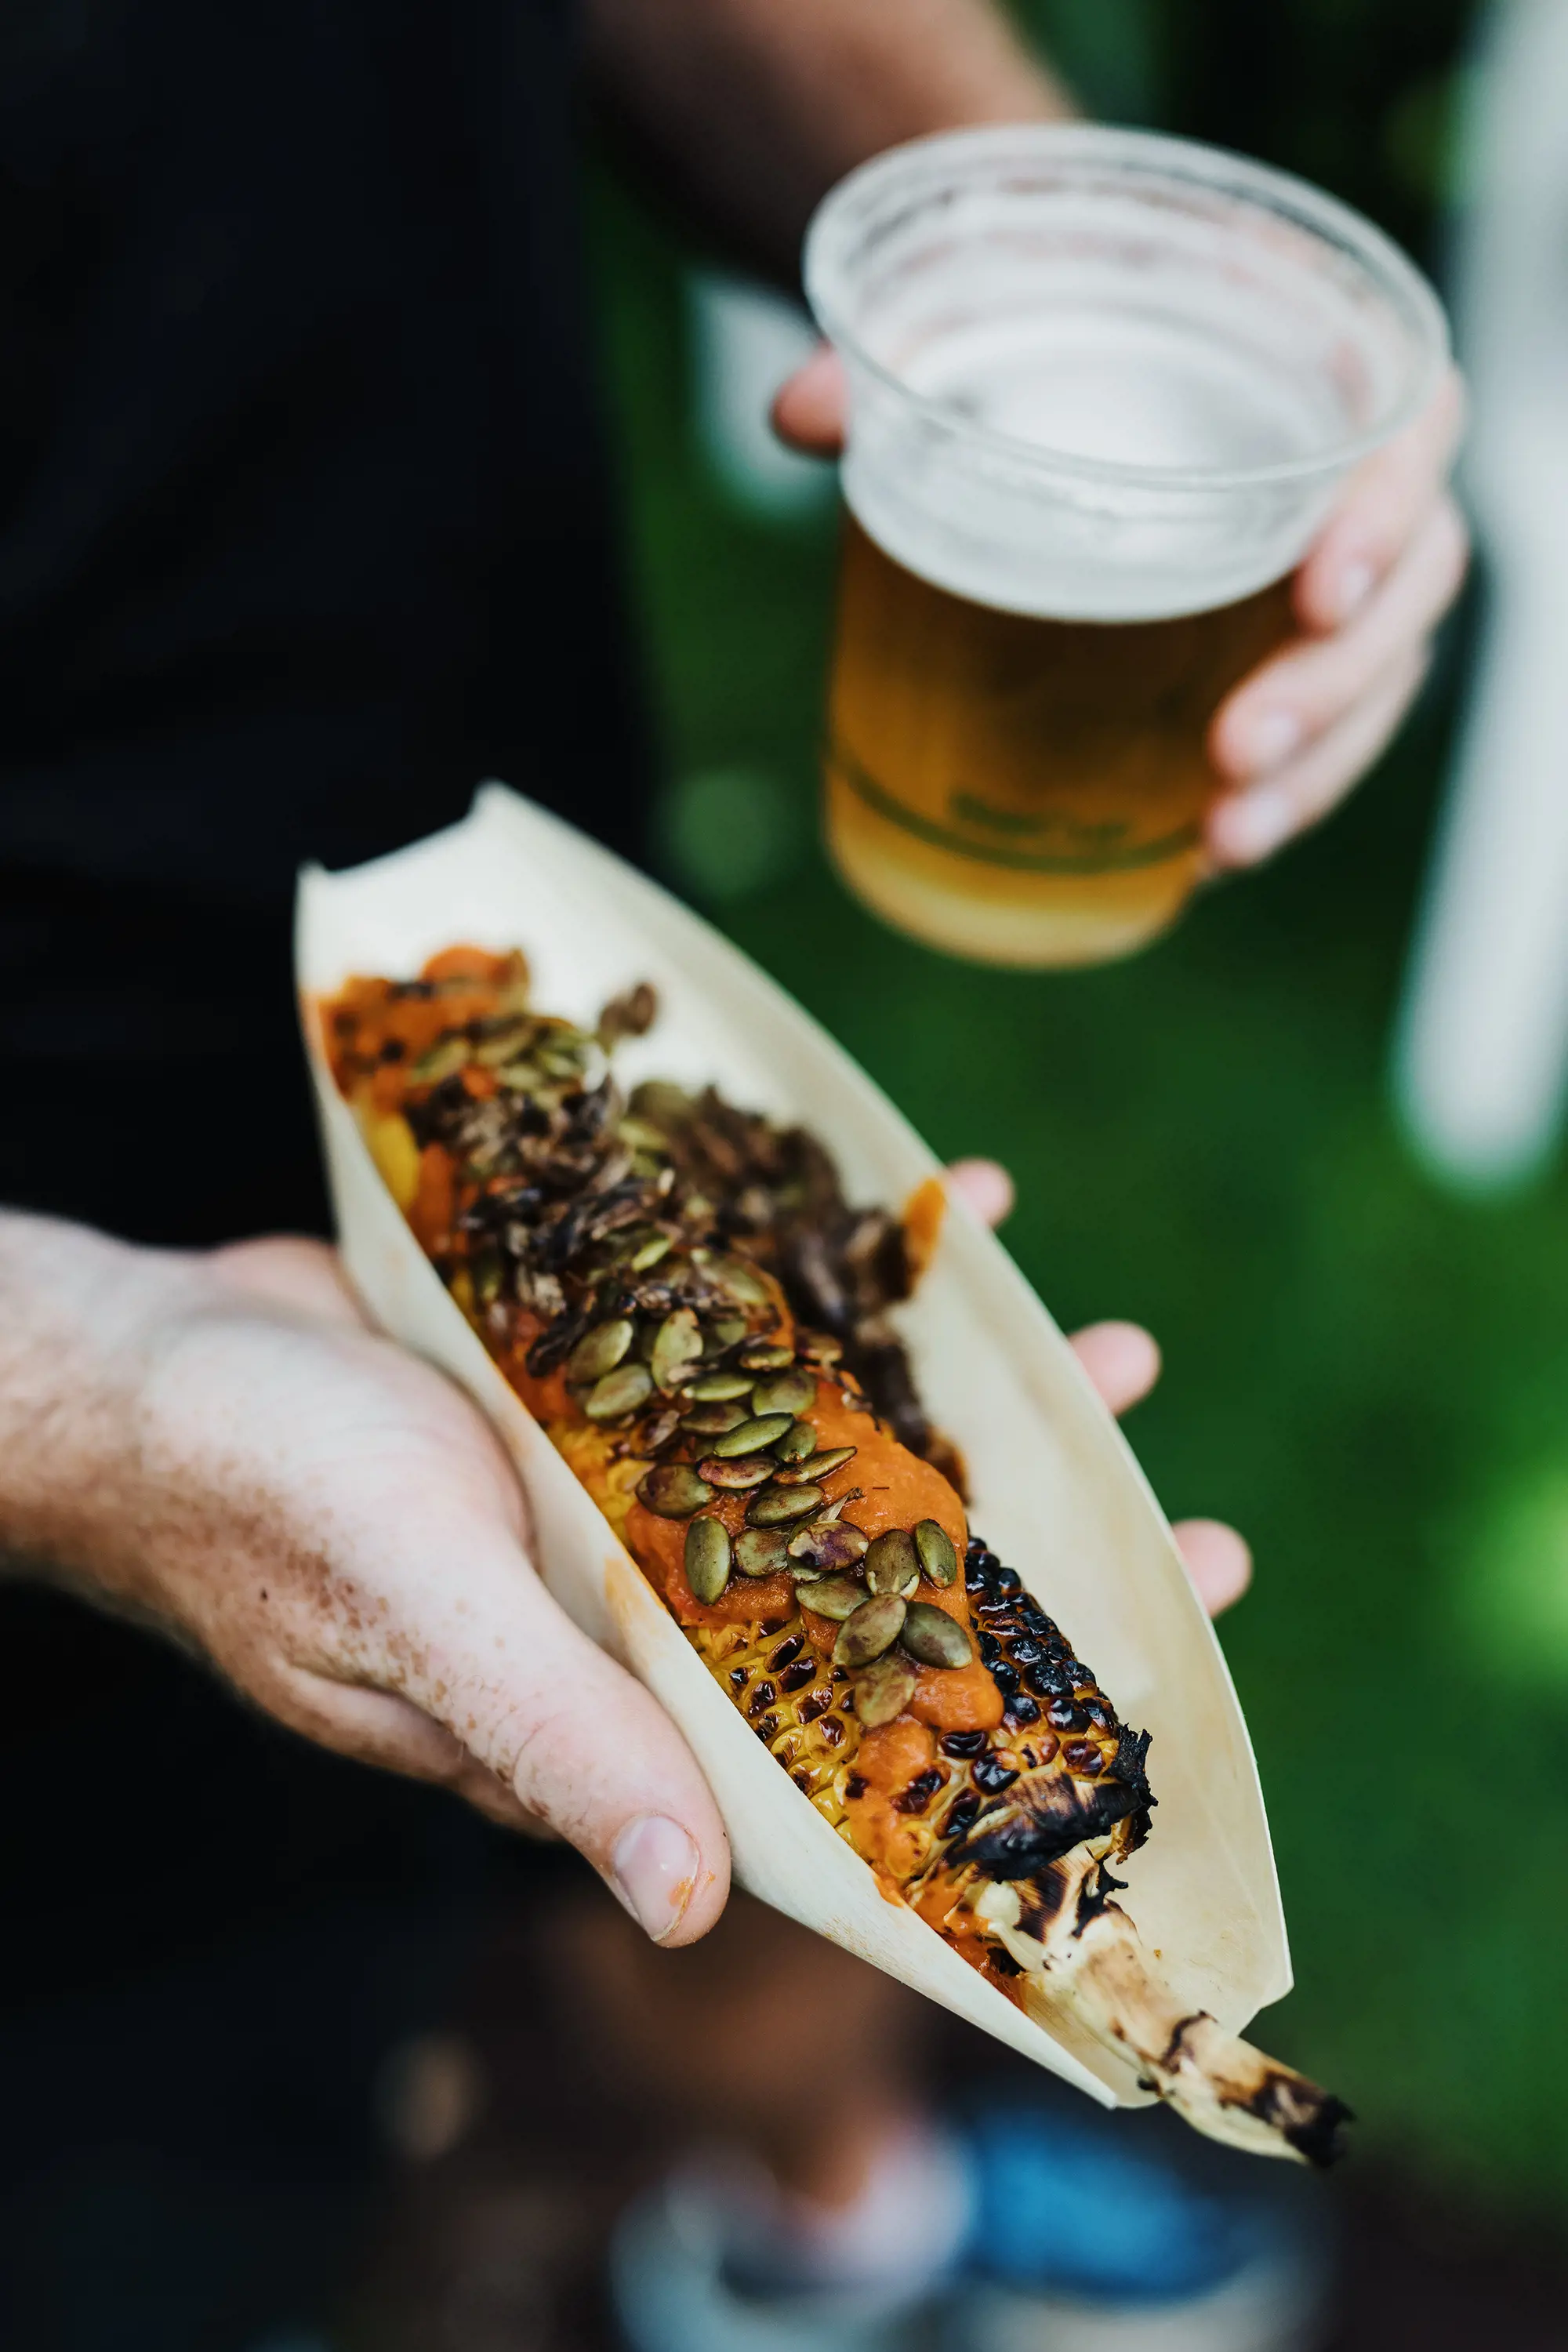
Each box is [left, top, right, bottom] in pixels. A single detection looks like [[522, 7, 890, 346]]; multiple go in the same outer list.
[[804, 126, 1448, 968]]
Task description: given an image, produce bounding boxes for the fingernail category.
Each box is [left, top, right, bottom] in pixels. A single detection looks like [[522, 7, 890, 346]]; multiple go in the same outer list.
[[1236, 707, 1302, 773], [612, 1814, 699, 1942], [1212, 782, 1294, 864], [1333, 557, 1376, 622]]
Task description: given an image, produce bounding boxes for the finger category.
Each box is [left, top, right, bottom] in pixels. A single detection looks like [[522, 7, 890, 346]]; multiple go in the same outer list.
[[382, 1532, 731, 1946], [1211, 495, 1467, 781], [945, 1157, 1014, 1229], [770, 343, 848, 457], [1207, 641, 1428, 867], [1294, 365, 1465, 631], [265, 1664, 554, 1835], [1171, 1519, 1252, 1616], [1069, 1321, 1161, 1417]]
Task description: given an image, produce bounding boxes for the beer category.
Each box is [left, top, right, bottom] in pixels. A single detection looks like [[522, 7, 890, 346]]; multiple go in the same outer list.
[[826, 517, 1294, 967], [804, 125, 1447, 966]]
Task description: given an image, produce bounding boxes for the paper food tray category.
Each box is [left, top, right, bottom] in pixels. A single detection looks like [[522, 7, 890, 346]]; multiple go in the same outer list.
[[296, 782, 1289, 2107]]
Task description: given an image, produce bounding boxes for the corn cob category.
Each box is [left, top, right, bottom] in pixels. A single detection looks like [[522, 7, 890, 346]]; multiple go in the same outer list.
[[322, 946, 1348, 2165]]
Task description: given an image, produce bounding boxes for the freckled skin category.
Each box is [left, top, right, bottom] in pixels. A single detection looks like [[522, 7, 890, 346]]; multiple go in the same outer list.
[[0, 1214, 735, 1944]]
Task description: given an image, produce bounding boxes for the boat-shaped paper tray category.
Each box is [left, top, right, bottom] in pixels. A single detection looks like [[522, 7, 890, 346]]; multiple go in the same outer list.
[[296, 782, 1289, 2107]]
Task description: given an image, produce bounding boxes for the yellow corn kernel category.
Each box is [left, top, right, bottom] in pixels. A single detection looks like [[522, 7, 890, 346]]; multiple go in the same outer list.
[[364, 1109, 421, 1210]]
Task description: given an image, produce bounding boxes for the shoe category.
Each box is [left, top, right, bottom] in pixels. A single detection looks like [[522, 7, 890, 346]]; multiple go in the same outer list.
[[611, 2133, 971, 2352], [939, 2107, 1330, 2352]]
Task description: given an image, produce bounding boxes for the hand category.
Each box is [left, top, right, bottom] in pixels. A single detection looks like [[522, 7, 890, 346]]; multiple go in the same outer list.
[[946, 1160, 1250, 1614], [55, 1230, 734, 1950], [773, 350, 1467, 871]]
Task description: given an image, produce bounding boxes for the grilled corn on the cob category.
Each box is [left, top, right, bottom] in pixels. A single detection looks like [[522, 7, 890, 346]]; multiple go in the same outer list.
[[323, 946, 1349, 2165]]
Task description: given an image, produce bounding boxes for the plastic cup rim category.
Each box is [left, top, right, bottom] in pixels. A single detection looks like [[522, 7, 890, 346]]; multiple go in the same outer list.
[[802, 122, 1450, 497]]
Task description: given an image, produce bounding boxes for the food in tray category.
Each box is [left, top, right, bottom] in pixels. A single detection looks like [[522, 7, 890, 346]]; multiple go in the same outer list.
[[321, 944, 1348, 2164]]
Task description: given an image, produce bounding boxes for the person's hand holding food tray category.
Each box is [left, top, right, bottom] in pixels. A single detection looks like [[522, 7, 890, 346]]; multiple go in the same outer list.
[[297, 782, 1345, 2161]]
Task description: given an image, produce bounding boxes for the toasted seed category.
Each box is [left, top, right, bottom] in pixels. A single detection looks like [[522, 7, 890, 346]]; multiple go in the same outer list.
[[637, 1463, 713, 1518], [793, 1446, 857, 1482], [795, 1575, 866, 1621], [739, 1341, 793, 1371], [585, 1362, 655, 1421], [747, 1483, 825, 1526], [913, 1519, 960, 1588], [699, 1454, 775, 1490], [796, 1330, 844, 1367], [855, 1653, 918, 1727], [681, 1400, 749, 1436], [788, 1520, 870, 1573], [901, 1602, 974, 1669], [682, 1372, 755, 1403], [472, 1022, 534, 1067], [684, 1517, 731, 1604], [771, 1420, 818, 1464], [834, 1593, 907, 1668], [865, 1529, 920, 1598], [710, 1413, 793, 1458], [700, 1252, 771, 1307], [628, 1232, 673, 1273], [750, 1369, 818, 1418], [567, 1318, 634, 1384], [410, 1033, 471, 1084], [734, 1529, 790, 1577], [640, 1405, 682, 1454], [652, 1308, 704, 1393]]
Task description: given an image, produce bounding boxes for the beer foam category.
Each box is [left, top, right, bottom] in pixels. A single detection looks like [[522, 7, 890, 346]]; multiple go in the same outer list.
[[844, 300, 1351, 621]]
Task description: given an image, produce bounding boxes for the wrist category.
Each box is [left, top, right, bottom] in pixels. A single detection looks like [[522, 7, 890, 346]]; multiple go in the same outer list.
[[0, 1212, 209, 1596]]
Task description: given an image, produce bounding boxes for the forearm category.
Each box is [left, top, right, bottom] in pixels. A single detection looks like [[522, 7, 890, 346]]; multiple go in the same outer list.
[[586, 0, 1071, 277], [0, 1210, 197, 1593]]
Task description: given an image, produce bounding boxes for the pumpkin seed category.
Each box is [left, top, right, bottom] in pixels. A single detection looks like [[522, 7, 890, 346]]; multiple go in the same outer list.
[[567, 1318, 633, 1384], [496, 1058, 542, 1091], [652, 1308, 703, 1393], [747, 1483, 824, 1526], [629, 1079, 692, 1127], [705, 1253, 771, 1307], [797, 1330, 844, 1367], [854, 1653, 918, 1727], [793, 1446, 858, 1482], [771, 1420, 818, 1464], [739, 1342, 793, 1371], [913, 1519, 959, 1588], [699, 1454, 775, 1490], [734, 1529, 790, 1577], [709, 1413, 793, 1459], [834, 1593, 907, 1669], [710, 1316, 750, 1349], [681, 1400, 749, 1437], [681, 1372, 755, 1403], [900, 1603, 973, 1669], [615, 1117, 670, 1155], [865, 1529, 920, 1598], [473, 1022, 535, 1067], [584, 1362, 655, 1421], [787, 1521, 869, 1573], [410, 1033, 470, 1084], [750, 1369, 817, 1419], [684, 1517, 731, 1605], [637, 1464, 713, 1519], [628, 1232, 673, 1273], [794, 1575, 866, 1621]]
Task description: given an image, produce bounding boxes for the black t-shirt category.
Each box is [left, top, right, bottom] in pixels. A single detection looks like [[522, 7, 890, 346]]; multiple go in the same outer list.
[[0, 0, 650, 1995]]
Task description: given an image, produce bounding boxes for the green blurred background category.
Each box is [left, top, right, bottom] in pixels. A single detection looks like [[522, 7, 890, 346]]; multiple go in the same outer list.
[[587, 0, 1568, 2220]]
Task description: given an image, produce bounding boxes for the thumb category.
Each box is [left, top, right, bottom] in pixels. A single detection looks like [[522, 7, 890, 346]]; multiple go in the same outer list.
[[390, 1531, 733, 1946]]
